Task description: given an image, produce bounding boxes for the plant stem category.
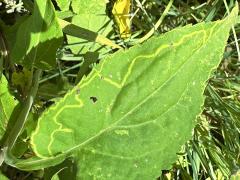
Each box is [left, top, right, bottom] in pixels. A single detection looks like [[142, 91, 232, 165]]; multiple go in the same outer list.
[[6, 69, 41, 150], [0, 31, 8, 80], [0, 69, 41, 165]]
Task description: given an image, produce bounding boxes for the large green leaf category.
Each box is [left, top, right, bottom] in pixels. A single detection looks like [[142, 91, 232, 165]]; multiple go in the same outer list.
[[68, 0, 112, 54], [30, 6, 238, 179], [5, 0, 63, 69], [0, 77, 17, 139]]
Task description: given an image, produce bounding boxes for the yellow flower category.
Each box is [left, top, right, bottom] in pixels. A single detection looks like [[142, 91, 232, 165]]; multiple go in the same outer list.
[[112, 0, 131, 39]]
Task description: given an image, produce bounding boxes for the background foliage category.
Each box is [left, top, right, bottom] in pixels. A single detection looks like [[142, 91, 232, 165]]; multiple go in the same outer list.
[[0, 0, 239, 179]]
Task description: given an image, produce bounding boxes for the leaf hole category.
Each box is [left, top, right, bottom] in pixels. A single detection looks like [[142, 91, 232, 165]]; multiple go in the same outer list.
[[90, 96, 98, 103]]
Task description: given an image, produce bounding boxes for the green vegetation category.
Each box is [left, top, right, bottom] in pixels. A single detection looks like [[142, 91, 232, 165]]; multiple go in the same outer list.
[[0, 0, 239, 179]]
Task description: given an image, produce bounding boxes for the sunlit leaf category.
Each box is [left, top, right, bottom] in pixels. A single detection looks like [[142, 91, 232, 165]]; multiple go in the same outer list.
[[68, 0, 112, 54], [4, 0, 63, 69], [0, 76, 18, 139], [18, 4, 238, 179], [0, 171, 8, 180], [55, 0, 71, 11]]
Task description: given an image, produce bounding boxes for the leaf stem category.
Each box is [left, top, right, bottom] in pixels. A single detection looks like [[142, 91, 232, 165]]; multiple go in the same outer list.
[[58, 19, 122, 49], [0, 69, 42, 167], [0, 69, 41, 165], [6, 69, 41, 150]]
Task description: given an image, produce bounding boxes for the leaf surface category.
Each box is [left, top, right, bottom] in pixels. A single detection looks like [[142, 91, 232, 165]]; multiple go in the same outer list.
[[71, 0, 106, 14], [0, 77, 17, 139], [68, 0, 112, 54], [55, 0, 71, 11], [31, 6, 238, 179], [0, 171, 8, 180], [5, 0, 63, 69]]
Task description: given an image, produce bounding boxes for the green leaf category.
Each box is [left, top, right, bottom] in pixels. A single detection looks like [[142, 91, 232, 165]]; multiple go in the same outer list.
[[68, 0, 112, 54], [56, 10, 74, 20], [30, 5, 238, 179], [55, 0, 71, 11], [0, 76, 18, 139], [5, 0, 63, 69], [71, 0, 106, 14], [0, 171, 8, 180], [60, 19, 121, 50]]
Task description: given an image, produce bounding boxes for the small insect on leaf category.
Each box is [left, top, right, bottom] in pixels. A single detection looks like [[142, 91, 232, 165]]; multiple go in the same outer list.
[[112, 0, 131, 39]]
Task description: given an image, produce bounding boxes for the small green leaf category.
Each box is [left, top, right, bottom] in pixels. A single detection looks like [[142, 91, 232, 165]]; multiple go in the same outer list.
[[28, 4, 238, 179], [5, 0, 63, 69]]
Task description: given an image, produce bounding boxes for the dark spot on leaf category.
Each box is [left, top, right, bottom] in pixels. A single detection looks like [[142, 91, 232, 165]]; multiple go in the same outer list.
[[76, 88, 80, 94], [90, 96, 98, 103]]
